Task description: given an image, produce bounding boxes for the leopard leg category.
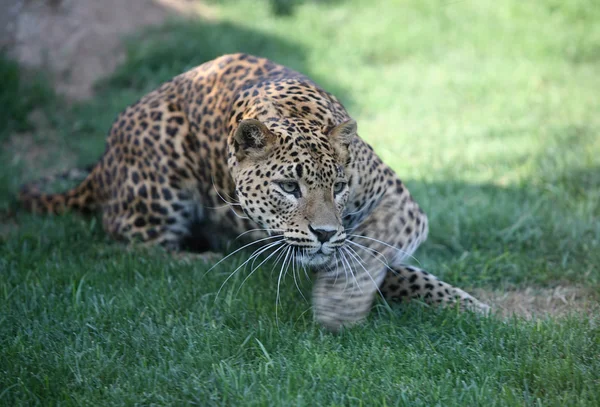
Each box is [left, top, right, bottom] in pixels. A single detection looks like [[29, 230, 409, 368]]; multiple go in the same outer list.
[[379, 265, 490, 313], [313, 182, 489, 331], [100, 177, 219, 254], [312, 187, 428, 331], [368, 188, 489, 313], [103, 200, 224, 264], [312, 258, 386, 332]]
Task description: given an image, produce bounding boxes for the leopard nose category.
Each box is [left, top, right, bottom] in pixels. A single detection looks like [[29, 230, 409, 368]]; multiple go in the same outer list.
[[309, 225, 336, 243]]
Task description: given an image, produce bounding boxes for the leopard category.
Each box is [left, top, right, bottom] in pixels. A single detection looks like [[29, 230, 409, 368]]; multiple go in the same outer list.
[[19, 53, 489, 331]]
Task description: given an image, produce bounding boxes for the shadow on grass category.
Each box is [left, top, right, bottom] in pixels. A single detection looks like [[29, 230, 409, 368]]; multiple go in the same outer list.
[[0, 54, 54, 143], [64, 17, 353, 168], [410, 169, 599, 287], [266, 0, 342, 16], [0, 16, 352, 204], [4, 167, 598, 290], [94, 18, 351, 107], [2, 15, 598, 289]]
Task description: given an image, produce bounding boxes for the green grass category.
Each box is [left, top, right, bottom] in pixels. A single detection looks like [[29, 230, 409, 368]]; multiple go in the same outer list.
[[1, 0, 599, 405], [0, 56, 54, 143]]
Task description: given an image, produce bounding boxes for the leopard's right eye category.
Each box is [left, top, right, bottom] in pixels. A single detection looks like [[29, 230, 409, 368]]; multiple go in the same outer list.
[[277, 181, 301, 197], [333, 181, 347, 195]]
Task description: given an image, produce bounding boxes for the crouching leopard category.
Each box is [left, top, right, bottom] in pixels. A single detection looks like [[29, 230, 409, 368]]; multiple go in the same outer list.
[[19, 53, 489, 331]]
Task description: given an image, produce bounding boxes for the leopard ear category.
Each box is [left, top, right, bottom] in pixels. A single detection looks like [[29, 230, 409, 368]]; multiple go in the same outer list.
[[328, 119, 357, 146], [233, 119, 275, 160]]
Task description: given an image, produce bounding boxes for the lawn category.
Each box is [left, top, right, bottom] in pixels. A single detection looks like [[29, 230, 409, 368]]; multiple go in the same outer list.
[[1, 0, 599, 405]]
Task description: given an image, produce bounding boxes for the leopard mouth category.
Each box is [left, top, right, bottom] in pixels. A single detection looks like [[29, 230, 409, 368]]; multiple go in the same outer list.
[[289, 245, 336, 268]]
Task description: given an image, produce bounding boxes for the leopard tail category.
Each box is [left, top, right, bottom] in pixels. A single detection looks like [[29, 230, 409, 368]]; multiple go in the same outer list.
[[18, 165, 99, 215]]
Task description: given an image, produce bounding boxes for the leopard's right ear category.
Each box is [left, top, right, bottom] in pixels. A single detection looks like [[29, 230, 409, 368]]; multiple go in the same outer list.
[[328, 119, 357, 164], [328, 119, 357, 147], [232, 119, 276, 161]]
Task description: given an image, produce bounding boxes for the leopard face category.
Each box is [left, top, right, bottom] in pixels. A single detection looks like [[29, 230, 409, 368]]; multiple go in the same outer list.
[[228, 118, 357, 269]]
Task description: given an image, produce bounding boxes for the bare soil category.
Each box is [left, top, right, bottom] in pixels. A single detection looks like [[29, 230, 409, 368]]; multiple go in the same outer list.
[[475, 286, 598, 320], [2, 0, 216, 100]]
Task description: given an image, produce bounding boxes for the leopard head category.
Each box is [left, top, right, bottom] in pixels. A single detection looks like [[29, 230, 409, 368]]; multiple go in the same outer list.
[[228, 118, 357, 269]]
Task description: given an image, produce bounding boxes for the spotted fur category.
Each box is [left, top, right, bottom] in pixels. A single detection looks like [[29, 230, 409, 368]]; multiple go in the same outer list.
[[19, 54, 489, 330]]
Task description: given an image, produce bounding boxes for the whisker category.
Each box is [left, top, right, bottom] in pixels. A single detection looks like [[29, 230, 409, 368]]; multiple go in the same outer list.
[[335, 251, 350, 293], [344, 246, 384, 298], [203, 234, 283, 277], [276, 246, 293, 326], [291, 248, 308, 302], [210, 175, 238, 205], [346, 239, 387, 260], [338, 248, 362, 294], [228, 206, 251, 221], [301, 248, 310, 280], [236, 242, 288, 295], [332, 252, 341, 286], [295, 304, 315, 326], [346, 240, 399, 275], [215, 240, 284, 301], [348, 233, 421, 265], [234, 227, 284, 241], [269, 242, 291, 278], [244, 239, 285, 276], [343, 203, 372, 217], [222, 240, 281, 281], [203, 203, 240, 210], [330, 251, 348, 293], [210, 176, 250, 220], [255, 239, 288, 277]]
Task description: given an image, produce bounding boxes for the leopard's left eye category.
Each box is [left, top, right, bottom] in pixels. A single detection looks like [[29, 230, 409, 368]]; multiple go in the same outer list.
[[333, 181, 347, 195]]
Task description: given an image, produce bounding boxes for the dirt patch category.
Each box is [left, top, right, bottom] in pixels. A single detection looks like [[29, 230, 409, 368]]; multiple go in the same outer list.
[[5, 130, 63, 171], [1, 107, 79, 180], [3, 0, 217, 100], [475, 286, 598, 319], [2, 0, 218, 171]]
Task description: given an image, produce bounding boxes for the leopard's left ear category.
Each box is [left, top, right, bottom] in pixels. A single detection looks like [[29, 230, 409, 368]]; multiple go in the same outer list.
[[328, 119, 357, 147], [232, 119, 276, 161]]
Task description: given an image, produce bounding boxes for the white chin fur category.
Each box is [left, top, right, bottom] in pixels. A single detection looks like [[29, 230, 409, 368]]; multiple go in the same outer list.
[[300, 252, 332, 268]]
